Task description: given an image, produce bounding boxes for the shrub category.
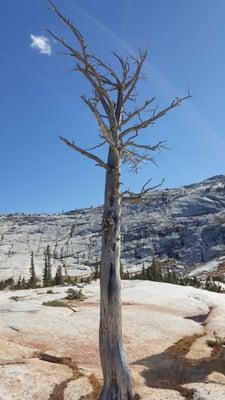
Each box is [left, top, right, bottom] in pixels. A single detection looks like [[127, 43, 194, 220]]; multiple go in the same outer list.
[[0, 278, 14, 290], [65, 288, 86, 301], [42, 299, 67, 307], [206, 339, 216, 348], [10, 296, 21, 302]]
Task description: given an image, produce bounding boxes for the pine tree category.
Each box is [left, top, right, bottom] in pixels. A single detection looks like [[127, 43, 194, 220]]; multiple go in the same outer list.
[[193, 276, 200, 288], [54, 266, 63, 285], [151, 256, 160, 281], [205, 276, 211, 291], [43, 246, 53, 287], [171, 270, 177, 284], [126, 271, 130, 280], [94, 264, 100, 280], [16, 276, 22, 290], [146, 264, 152, 281], [141, 263, 146, 280], [21, 277, 26, 289], [120, 263, 124, 279], [28, 252, 37, 288], [43, 250, 48, 287], [46, 245, 52, 286]]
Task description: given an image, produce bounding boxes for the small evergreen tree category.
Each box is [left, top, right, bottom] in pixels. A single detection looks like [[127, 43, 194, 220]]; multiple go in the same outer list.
[[125, 271, 130, 280], [21, 277, 27, 289], [149, 256, 161, 281], [141, 263, 146, 280], [204, 276, 222, 293], [46, 245, 53, 286], [43, 246, 53, 287], [172, 270, 177, 284], [43, 250, 48, 287], [54, 266, 63, 285], [15, 276, 22, 290], [120, 263, 124, 280], [28, 251, 37, 288], [205, 276, 211, 291], [94, 264, 100, 280]]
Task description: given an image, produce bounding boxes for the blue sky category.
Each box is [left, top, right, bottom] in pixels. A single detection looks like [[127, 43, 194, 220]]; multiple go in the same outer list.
[[1, 0, 225, 213]]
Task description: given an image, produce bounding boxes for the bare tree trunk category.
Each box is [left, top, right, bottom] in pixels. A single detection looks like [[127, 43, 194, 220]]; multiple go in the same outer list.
[[99, 148, 134, 400], [48, 7, 190, 397]]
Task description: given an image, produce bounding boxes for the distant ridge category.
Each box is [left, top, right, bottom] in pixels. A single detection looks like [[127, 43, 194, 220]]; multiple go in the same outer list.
[[1, 174, 225, 280]]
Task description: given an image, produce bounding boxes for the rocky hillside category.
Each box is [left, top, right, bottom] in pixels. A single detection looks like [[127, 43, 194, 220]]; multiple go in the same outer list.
[[1, 175, 225, 280]]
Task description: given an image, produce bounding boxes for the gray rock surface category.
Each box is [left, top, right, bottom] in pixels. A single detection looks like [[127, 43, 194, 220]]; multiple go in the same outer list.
[[1, 281, 225, 399], [1, 175, 225, 279]]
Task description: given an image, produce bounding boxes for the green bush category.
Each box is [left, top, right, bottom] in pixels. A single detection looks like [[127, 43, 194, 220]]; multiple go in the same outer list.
[[42, 299, 67, 307], [206, 339, 216, 348]]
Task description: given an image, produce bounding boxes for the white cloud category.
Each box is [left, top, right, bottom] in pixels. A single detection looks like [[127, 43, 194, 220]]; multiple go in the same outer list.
[[30, 34, 52, 56]]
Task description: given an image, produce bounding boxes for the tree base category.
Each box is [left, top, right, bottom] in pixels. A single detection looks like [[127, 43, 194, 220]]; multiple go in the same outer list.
[[99, 381, 135, 400]]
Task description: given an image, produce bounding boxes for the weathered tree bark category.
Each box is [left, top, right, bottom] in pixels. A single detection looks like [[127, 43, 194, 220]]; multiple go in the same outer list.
[[99, 147, 134, 400]]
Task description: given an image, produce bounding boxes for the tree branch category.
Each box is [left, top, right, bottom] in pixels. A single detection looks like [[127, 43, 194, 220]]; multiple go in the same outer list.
[[120, 93, 192, 139], [120, 97, 156, 127], [111, 52, 130, 84], [121, 148, 158, 172], [48, 2, 117, 126], [120, 140, 168, 172], [121, 178, 165, 201], [49, 2, 192, 185], [81, 95, 115, 146], [59, 136, 108, 169], [89, 54, 120, 85], [122, 140, 168, 152], [123, 49, 148, 102], [85, 140, 107, 151]]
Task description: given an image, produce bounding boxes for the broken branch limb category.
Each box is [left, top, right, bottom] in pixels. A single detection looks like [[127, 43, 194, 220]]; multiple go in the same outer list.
[[85, 140, 107, 151]]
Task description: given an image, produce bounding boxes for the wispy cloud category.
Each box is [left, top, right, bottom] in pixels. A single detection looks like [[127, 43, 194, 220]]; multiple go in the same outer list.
[[30, 34, 52, 56]]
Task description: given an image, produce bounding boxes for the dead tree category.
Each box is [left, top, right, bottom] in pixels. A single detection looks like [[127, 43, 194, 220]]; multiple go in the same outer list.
[[48, 2, 191, 399]]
